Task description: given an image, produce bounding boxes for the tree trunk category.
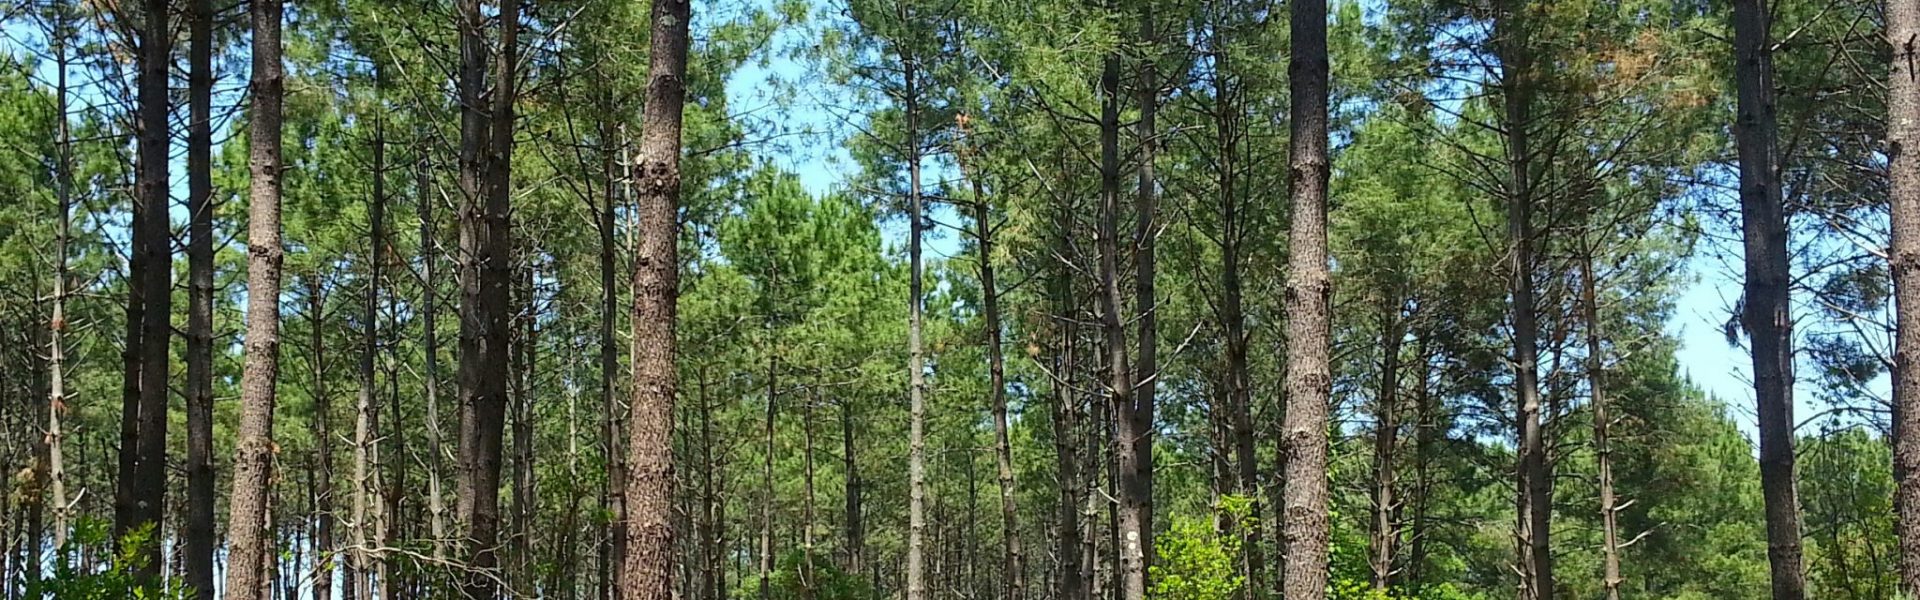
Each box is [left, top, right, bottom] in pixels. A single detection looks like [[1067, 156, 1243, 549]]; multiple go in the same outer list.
[[1579, 243, 1624, 600], [1126, 9, 1161, 595], [1730, 2, 1809, 598], [599, 117, 629, 600], [352, 97, 389, 600], [308, 279, 336, 600], [1889, 0, 1920, 595], [904, 28, 931, 600], [221, 1, 285, 595], [1050, 190, 1088, 600], [958, 122, 1027, 600], [760, 351, 778, 600], [1095, 24, 1139, 600], [620, 0, 691, 598], [841, 394, 864, 580], [46, 11, 73, 554], [1279, 0, 1332, 596], [455, 0, 519, 595], [119, 0, 174, 581], [416, 127, 450, 568], [183, 0, 216, 594], [1495, 3, 1553, 597], [1369, 304, 1404, 592]]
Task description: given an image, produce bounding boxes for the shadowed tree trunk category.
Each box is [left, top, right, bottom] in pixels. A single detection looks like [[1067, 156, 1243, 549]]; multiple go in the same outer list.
[[620, 0, 691, 598], [455, 0, 519, 595], [1495, 2, 1552, 596], [183, 0, 216, 593], [1730, 2, 1808, 598], [222, 0, 285, 595]]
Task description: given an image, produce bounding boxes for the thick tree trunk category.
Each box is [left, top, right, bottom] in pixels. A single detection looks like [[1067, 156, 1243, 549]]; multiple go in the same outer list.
[[1279, 0, 1332, 596], [119, 0, 174, 581], [221, 1, 285, 595], [455, 0, 518, 595], [183, 0, 216, 594], [1894, 0, 1920, 593], [1730, 2, 1809, 598], [620, 0, 691, 598]]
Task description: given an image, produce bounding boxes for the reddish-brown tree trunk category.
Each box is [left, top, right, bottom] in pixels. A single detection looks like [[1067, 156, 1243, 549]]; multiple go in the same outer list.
[[620, 0, 691, 598], [222, 1, 285, 595]]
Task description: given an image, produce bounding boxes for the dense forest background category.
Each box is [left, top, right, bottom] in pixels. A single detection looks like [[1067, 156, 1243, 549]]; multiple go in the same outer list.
[[0, 0, 1908, 598]]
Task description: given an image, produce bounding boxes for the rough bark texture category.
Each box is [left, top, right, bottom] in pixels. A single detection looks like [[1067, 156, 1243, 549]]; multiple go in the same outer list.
[[454, 0, 518, 595], [222, 1, 285, 595], [120, 0, 173, 581], [620, 0, 691, 598], [183, 0, 216, 594], [1730, 2, 1809, 598], [1896, 0, 1920, 594], [1279, 0, 1332, 595], [1495, 2, 1553, 597]]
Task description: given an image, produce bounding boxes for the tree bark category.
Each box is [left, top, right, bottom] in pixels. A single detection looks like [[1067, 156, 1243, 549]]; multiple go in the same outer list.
[[308, 278, 337, 600], [1279, 0, 1332, 596], [1121, 8, 1160, 598], [1730, 2, 1809, 598], [455, 0, 519, 595], [46, 10, 74, 555], [352, 104, 389, 600], [119, 0, 174, 581], [1494, 3, 1553, 596], [598, 117, 628, 600], [1889, 0, 1920, 595], [620, 0, 691, 598], [221, 0, 285, 594], [1369, 304, 1404, 592], [417, 129, 450, 563], [183, 0, 216, 594], [904, 24, 931, 600], [1579, 242, 1624, 600]]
